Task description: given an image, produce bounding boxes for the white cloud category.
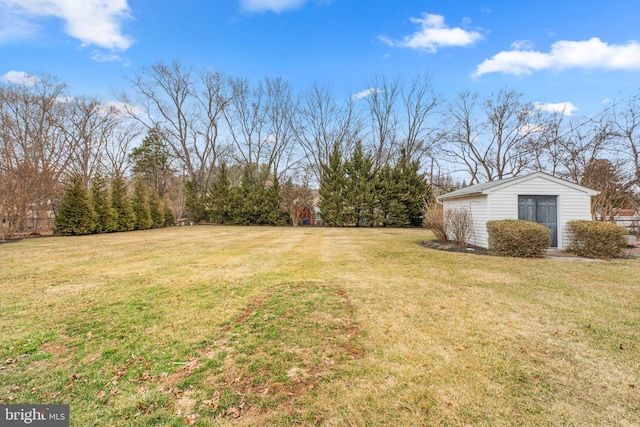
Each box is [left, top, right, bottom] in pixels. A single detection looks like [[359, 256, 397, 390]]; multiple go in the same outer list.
[[1, 70, 38, 85], [519, 123, 546, 135], [0, 0, 133, 50], [534, 101, 578, 116], [91, 51, 129, 65], [0, 4, 40, 41], [239, 0, 307, 13], [351, 88, 381, 101], [379, 13, 483, 53], [475, 37, 640, 76], [510, 40, 534, 50], [100, 101, 142, 117]]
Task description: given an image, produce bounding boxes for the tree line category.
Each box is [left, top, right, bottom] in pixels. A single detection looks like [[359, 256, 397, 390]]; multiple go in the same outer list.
[[1, 63, 639, 239]]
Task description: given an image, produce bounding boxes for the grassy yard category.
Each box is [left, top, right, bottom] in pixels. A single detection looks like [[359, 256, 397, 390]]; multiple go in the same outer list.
[[1, 226, 639, 426]]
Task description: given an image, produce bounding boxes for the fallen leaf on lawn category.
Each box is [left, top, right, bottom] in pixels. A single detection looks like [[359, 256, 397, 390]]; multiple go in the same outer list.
[[200, 400, 218, 412], [185, 413, 199, 425]]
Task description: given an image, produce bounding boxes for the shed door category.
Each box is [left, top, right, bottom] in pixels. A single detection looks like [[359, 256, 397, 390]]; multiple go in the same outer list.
[[518, 195, 557, 247]]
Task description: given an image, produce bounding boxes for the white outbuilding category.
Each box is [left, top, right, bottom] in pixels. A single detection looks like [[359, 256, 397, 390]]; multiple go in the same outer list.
[[437, 172, 599, 250]]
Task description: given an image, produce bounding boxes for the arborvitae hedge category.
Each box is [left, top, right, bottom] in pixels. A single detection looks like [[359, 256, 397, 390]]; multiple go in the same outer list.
[[319, 145, 432, 227], [132, 179, 152, 230], [91, 172, 117, 233], [55, 175, 96, 235], [148, 190, 164, 228], [163, 203, 176, 226], [487, 219, 551, 257], [111, 174, 136, 231], [567, 220, 628, 259], [208, 162, 232, 224], [55, 172, 176, 236]]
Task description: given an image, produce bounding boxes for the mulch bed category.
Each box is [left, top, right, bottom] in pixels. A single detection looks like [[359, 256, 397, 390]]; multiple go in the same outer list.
[[418, 240, 490, 255], [420, 239, 640, 259]]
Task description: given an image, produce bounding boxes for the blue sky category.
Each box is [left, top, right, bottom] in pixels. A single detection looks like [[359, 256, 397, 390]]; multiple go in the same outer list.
[[1, 0, 639, 116]]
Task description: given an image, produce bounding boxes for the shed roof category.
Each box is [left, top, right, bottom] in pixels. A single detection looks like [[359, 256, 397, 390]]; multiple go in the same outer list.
[[437, 172, 599, 201]]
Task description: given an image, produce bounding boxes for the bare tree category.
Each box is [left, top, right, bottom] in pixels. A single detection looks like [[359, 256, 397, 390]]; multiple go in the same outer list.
[[556, 117, 614, 184], [443, 91, 482, 183], [363, 74, 400, 169], [444, 88, 545, 184], [581, 158, 636, 220], [399, 74, 443, 166], [0, 74, 71, 238], [279, 181, 314, 226], [611, 93, 640, 186], [102, 119, 142, 177], [61, 97, 122, 184], [224, 76, 267, 177], [120, 61, 232, 200], [530, 109, 570, 177], [224, 76, 298, 184], [296, 82, 360, 184], [262, 77, 298, 182]]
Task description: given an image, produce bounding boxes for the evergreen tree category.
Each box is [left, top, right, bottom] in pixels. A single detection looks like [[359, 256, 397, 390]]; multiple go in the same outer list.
[[376, 164, 408, 226], [344, 141, 377, 226], [91, 171, 117, 233], [208, 163, 232, 224], [319, 142, 348, 226], [129, 128, 174, 198], [228, 166, 286, 225], [163, 202, 176, 226], [132, 178, 152, 230], [54, 175, 96, 235], [148, 190, 164, 228], [231, 167, 257, 224], [395, 150, 433, 227], [259, 177, 287, 225], [185, 178, 208, 223], [111, 174, 135, 231]]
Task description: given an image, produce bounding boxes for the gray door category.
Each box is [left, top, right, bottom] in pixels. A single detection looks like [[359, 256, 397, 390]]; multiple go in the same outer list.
[[518, 195, 557, 247]]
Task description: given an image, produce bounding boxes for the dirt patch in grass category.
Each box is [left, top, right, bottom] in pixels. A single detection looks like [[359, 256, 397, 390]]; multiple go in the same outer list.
[[144, 282, 362, 424], [233, 296, 267, 324]]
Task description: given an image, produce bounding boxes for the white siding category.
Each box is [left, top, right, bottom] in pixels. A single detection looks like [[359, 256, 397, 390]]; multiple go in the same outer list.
[[442, 195, 488, 248], [486, 175, 592, 249]]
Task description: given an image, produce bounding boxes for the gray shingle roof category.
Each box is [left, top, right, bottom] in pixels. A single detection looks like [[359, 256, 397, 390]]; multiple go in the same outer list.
[[436, 172, 599, 201]]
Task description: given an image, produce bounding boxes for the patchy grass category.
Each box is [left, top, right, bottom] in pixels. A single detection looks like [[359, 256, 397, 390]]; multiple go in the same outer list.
[[0, 226, 639, 426]]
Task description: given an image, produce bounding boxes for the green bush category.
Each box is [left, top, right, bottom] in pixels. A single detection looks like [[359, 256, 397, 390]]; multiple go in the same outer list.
[[567, 220, 628, 259], [487, 219, 551, 258]]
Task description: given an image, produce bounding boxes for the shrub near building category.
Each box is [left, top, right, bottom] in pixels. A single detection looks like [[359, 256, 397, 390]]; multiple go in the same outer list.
[[567, 220, 628, 259], [487, 219, 551, 258]]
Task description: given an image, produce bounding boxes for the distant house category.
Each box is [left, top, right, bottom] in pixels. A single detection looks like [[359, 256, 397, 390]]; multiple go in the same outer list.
[[297, 191, 323, 226], [437, 172, 599, 250]]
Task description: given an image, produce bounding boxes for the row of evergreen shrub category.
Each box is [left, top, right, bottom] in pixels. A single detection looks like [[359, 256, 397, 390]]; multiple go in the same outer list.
[[54, 174, 175, 236]]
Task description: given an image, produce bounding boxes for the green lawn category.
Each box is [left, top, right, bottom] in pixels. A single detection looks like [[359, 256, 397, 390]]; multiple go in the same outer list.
[[1, 227, 639, 426]]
